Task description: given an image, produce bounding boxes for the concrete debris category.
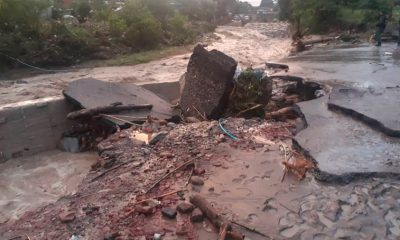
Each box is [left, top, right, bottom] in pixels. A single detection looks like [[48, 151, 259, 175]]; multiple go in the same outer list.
[[63, 78, 177, 125], [190, 208, 204, 222], [180, 44, 238, 119], [177, 202, 195, 214], [190, 176, 204, 186], [161, 207, 177, 219], [59, 210, 76, 223]]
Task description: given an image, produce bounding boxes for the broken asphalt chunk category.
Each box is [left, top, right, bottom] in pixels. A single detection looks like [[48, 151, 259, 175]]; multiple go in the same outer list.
[[180, 44, 237, 119]]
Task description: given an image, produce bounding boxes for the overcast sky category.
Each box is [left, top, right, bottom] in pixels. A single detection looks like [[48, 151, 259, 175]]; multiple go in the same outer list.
[[245, 0, 262, 6]]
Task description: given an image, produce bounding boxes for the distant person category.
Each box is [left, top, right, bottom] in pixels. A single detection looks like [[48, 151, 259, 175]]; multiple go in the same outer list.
[[375, 12, 387, 47]]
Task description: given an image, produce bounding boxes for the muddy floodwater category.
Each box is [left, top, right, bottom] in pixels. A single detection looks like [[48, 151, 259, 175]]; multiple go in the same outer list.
[[0, 150, 97, 223]]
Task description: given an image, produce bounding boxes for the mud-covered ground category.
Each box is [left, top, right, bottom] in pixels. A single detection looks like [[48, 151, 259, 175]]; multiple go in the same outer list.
[[0, 22, 290, 105], [1, 118, 399, 240]]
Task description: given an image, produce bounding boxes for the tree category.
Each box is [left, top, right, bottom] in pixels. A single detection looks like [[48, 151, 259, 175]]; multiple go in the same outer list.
[[74, 0, 91, 23]]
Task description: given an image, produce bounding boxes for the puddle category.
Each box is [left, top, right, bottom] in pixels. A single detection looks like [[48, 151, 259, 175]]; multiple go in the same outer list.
[[0, 150, 97, 223]]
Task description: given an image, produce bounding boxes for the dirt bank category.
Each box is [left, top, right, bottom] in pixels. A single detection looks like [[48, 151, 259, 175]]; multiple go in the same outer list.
[[0, 22, 290, 105]]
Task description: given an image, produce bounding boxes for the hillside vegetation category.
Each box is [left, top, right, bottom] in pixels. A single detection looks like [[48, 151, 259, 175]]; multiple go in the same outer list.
[[279, 0, 400, 35], [0, 0, 222, 70]]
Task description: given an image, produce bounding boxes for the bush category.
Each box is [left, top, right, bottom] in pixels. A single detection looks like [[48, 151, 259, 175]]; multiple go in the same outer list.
[[73, 0, 91, 23], [108, 13, 128, 37], [124, 10, 162, 49], [167, 12, 193, 45]]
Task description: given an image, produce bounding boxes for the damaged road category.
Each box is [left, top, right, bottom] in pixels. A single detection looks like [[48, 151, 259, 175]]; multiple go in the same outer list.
[[2, 34, 400, 240]]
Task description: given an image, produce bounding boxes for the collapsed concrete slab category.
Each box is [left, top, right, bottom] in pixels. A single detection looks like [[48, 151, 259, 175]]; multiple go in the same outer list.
[[63, 78, 176, 125], [180, 45, 237, 119], [328, 86, 400, 137], [294, 96, 400, 183]]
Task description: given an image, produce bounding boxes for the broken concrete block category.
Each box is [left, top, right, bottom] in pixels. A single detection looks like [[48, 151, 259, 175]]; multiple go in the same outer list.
[[191, 208, 204, 222], [180, 45, 237, 119], [63, 78, 176, 125], [177, 202, 195, 213], [161, 207, 177, 219]]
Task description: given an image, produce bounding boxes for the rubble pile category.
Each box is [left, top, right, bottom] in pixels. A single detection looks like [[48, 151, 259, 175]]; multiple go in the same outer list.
[[0, 45, 327, 240], [0, 117, 300, 239]]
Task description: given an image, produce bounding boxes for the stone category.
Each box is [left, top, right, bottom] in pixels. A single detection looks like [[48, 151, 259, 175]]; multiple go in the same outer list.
[[191, 208, 204, 222], [59, 210, 76, 223], [161, 207, 177, 219], [160, 151, 174, 158], [185, 117, 201, 123], [177, 202, 195, 213], [180, 44, 238, 119], [135, 205, 154, 215], [149, 131, 168, 145], [190, 176, 204, 186], [153, 233, 162, 240], [167, 122, 177, 128], [193, 168, 206, 175], [60, 137, 80, 153], [141, 148, 150, 155]]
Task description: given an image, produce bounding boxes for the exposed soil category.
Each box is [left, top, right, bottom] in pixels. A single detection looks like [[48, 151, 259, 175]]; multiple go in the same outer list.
[[2, 118, 400, 240]]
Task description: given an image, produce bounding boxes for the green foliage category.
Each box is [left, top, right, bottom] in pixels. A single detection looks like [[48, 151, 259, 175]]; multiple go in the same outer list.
[[167, 12, 193, 45], [0, 0, 51, 34], [143, 0, 174, 22], [279, 0, 397, 33], [124, 10, 162, 49], [108, 13, 127, 37], [73, 0, 91, 22], [0, 0, 218, 69], [229, 68, 269, 118]]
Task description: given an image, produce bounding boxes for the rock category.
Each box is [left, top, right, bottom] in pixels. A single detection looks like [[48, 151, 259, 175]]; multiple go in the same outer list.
[[134, 237, 146, 240], [167, 122, 177, 128], [190, 176, 204, 186], [104, 232, 120, 240], [193, 168, 206, 175], [185, 117, 201, 123], [153, 233, 162, 240], [59, 210, 76, 223], [177, 202, 195, 213], [180, 44, 238, 119], [136, 205, 154, 215], [141, 148, 150, 155], [60, 137, 80, 153], [191, 208, 204, 222], [160, 151, 174, 158], [149, 131, 168, 145], [161, 207, 177, 219]]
